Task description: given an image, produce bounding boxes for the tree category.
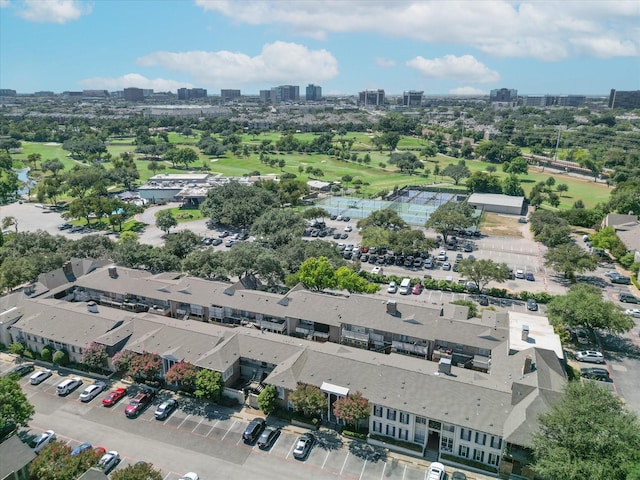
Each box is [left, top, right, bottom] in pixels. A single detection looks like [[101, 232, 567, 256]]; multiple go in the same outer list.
[[288, 383, 327, 418], [163, 230, 201, 259], [251, 209, 305, 249], [257, 384, 279, 415], [41, 158, 64, 177], [297, 256, 337, 291], [52, 349, 69, 366], [442, 160, 471, 185], [113, 349, 138, 373], [194, 369, 225, 402], [557, 183, 569, 195], [388, 152, 422, 175], [0, 376, 35, 431], [29, 440, 101, 480], [200, 181, 277, 229], [466, 171, 502, 193], [155, 209, 177, 235], [333, 391, 370, 432], [335, 266, 378, 293], [590, 226, 627, 258], [111, 462, 163, 480], [357, 208, 407, 231], [502, 174, 524, 196], [457, 258, 510, 292], [531, 381, 640, 480], [7, 342, 25, 356], [544, 244, 598, 281], [175, 147, 199, 169], [129, 351, 162, 381], [425, 201, 475, 244], [81, 342, 108, 371], [164, 361, 198, 391], [546, 284, 634, 333], [502, 156, 529, 175], [148, 160, 163, 176]]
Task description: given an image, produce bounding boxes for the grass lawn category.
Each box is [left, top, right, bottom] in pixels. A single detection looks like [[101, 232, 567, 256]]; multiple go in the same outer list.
[[160, 207, 205, 223]]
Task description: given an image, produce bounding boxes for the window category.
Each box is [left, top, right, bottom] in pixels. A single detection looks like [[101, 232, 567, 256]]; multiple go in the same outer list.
[[373, 405, 383, 417], [458, 445, 469, 458], [71, 346, 76, 353], [473, 449, 485, 463], [488, 453, 500, 466], [475, 432, 486, 445], [399, 412, 410, 424], [387, 409, 397, 421], [416, 416, 427, 425], [441, 437, 453, 453], [386, 425, 396, 436], [460, 428, 471, 441], [442, 423, 455, 433], [398, 428, 408, 440], [372, 421, 382, 433], [490, 436, 502, 450]]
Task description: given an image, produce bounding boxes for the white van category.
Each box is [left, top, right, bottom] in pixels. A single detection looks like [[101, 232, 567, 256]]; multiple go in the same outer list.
[[398, 278, 412, 295], [56, 377, 83, 396]]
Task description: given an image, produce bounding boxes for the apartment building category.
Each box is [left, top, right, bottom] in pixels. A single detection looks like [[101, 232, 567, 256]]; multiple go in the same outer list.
[[1, 263, 565, 475], [123, 88, 144, 102], [221, 89, 241, 102]]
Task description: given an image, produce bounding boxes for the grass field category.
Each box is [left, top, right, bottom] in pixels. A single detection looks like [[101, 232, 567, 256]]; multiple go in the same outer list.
[[11, 132, 612, 209]]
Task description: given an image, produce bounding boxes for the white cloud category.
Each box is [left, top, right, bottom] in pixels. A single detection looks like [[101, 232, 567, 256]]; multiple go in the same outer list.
[[16, 0, 91, 23], [79, 73, 191, 92], [375, 57, 396, 68], [406, 55, 499, 84], [449, 86, 486, 95], [0, 0, 10, 8], [194, 0, 640, 60], [137, 41, 339, 87]]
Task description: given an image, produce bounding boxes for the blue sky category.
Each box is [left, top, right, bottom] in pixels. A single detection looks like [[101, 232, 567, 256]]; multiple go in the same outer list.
[[1, 0, 638, 96]]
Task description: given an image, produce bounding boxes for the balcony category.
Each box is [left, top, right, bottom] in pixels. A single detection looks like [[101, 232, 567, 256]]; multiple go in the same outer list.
[[341, 329, 370, 343]]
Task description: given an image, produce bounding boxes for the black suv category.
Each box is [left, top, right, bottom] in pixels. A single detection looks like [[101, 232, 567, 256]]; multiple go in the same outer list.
[[620, 293, 639, 303], [4, 363, 35, 379], [242, 418, 266, 443]]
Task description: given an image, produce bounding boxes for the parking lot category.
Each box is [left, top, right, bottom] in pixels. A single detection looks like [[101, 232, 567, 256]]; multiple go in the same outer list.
[[1, 359, 480, 480]]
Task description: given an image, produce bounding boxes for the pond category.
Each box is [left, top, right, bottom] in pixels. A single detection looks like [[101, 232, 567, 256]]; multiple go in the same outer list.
[[17, 168, 37, 196]]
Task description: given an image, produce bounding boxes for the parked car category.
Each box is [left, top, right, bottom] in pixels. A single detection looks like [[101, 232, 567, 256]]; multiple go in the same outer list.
[[580, 367, 612, 382], [293, 433, 314, 459], [525, 272, 535, 281], [97, 450, 120, 474], [344, 225, 352, 232], [426, 461, 446, 480], [71, 442, 93, 456], [625, 308, 640, 318], [575, 350, 605, 364], [515, 269, 525, 279], [437, 251, 447, 261], [371, 266, 383, 275], [257, 426, 280, 449], [463, 243, 473, 252], [179, 474, 199, 480], [5, 363, 35, 379], [619, 293, 639, 303], [219, 231, 230, 238], [387, 282, 397, 293], [125, 390, 155, 417], [242, 418, 266, 443], [29, 369, 52, 385], [611, 275, 631, 284], [102, 387, 127, 407], [575, 328, 590, 345], [527, 299, 538, 311], [154, 398, 178, 420], [604, 271, 622, 279], [477, 295, 489, 306], [79, 382, 107, 402], [211, 238, 222, 246], [56, 377, 83, 396], [29, 430, 56, 453], [442, 262, 451, 271], [412, 283, 423, 295], [451, 472, 467, 480]]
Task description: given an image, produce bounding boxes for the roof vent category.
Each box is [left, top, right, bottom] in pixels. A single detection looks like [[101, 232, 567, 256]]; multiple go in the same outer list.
[[521, 325, 530, 342], [438, 358, 452, 375], [108, 266, 118, 278], [386, 300, 398, 316], [87, 301, 98, 313]]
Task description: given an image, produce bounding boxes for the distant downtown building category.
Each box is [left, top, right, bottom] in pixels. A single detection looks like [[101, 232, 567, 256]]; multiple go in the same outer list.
[[305, 84, 322, 101], [220, 89, 241, 102], [359, 89, 385, 107], [609, 89, 640, 109], [123, 87, 144, 102], [521, 95, 586, 107], [271, 85, 300, 103], [403, 90, 423, 107], [178, 88, 208, 100], [0, 89, 17, 96]]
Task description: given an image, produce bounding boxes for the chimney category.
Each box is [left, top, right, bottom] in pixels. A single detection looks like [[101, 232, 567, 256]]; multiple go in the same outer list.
[[87, 301, 98, 313], [386, 300, 398, 316], [438, 358, 452, 375], [523, 355, 534, 374], [521, 325, 529, 342], [108, 266, 118, 278], [62, 261, 72, 276]]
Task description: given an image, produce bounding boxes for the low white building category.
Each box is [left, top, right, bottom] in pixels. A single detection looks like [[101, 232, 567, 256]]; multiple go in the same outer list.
[[468, 193, 525, 216]]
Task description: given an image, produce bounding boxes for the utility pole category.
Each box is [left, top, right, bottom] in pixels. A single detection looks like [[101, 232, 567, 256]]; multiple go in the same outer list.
[[553, 127, 562, 161]]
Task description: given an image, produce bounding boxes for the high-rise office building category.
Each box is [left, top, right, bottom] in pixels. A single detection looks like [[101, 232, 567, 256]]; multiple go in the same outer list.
[[0, 89, 17, 96], [270, 85, 299, 103], [305, 84, 322, 101], [259, 90, 272, 103], [124, 87, 144, 102], [403, 91, 423, 107], [359, 89, 385, 106], [609, 89, 640, 109], [221, 89, 241, 102], [489, 88, 517, 103], [178, 88, 208, 100]]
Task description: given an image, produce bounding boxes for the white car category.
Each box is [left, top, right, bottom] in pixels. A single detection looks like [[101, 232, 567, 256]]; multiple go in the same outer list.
[[426, 461, 446, 480], [437, 251, 447, 261], [79, 382, 106, 402], [97, 450, 120, 473], [575, 350, 605, 364], [179, 474, 199, 480], [344, 225, 352, 232], [29, 369, 52, 385], [387, 282, 397, 293], [625, 308, 640, 318], [515, 269, 525, 279], [29, 430, 56, 453], [371, 266, 382, 275]]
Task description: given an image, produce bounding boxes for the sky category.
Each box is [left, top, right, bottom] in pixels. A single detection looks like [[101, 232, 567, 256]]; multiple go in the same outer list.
[[0, 0, 639, 96]]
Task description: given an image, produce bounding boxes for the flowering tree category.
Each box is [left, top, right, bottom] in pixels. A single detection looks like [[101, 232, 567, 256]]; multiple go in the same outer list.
[[113, 349, 138, 373], [81, 342, 108, 371], [164, 361, 197, 390], [288, 383, 326, 418], [129, 351, 162, 381], [333, 391, 370, 432]]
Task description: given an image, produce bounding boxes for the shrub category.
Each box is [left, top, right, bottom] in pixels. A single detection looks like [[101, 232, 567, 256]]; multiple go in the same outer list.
[[52, 349, 69, 366], [41, 346, 53, 362], [23, 349, 35, 360], [257, 385, 279, 416], [343, 430, 368, 440], [8, 342, 25, 356]]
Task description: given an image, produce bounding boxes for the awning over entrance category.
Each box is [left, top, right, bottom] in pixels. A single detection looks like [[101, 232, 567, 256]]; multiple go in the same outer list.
[[321, 382, 349, 397]]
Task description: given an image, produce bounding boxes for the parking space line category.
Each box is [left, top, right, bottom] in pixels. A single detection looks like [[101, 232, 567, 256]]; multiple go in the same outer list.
[[220, 420, 236, 441], [321, 450, 330, 469], [285, 438, 296, 459], [163, 473, 172, 480], [359, 459, 367, 480], [176, 414, 190, 429], [402, 464, 406, 480], [206, 419, 220, 437], [192, 417, 203, 433], [340, 451, 350, 475], [379, 462, 386, 479]]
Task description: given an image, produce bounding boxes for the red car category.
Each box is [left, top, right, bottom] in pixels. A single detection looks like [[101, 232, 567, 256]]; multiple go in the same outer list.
[[412, 283, 423, 295], [102, 387, 127, 407], [125, 391, 155, 417]]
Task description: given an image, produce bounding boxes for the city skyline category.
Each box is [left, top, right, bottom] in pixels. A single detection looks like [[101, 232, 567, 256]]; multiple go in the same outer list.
[[0, 0, 638, 96]]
